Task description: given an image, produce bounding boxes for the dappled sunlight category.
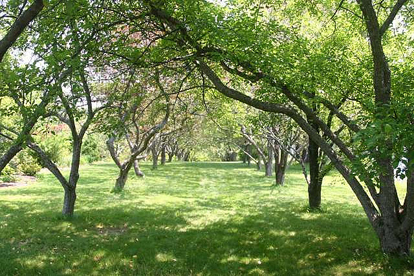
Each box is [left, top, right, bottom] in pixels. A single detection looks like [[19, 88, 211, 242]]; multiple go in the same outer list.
[[1, 162, 414, 275]]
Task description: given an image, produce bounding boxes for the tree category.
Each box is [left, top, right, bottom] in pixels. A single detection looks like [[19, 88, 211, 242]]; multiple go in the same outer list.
[[142, 0, 414, 255], [16, 0, 132, 216], [103, 71, 172, 191]]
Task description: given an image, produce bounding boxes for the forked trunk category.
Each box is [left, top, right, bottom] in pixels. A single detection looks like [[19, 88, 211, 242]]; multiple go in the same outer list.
[[168, 153, 173, 162], [62, 187, 76, 216]]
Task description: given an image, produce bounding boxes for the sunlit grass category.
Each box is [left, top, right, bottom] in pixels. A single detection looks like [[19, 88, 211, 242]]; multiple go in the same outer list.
[[1, 162, 414, 275]]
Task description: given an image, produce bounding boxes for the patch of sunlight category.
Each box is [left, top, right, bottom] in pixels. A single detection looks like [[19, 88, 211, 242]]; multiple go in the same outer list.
[[269, 229, 296, 237], [299, 212, 321, 220], [248, 268, 266, 275], [329, 260, 380, 275], [220, 254, 239, 263], [0, 195, 46, 202], [180, 209, 237, 230], [240, 256, 254, 265], [22, 254, 50, 269], [155, 252, 177, 262], [92, 250, 106, 263]]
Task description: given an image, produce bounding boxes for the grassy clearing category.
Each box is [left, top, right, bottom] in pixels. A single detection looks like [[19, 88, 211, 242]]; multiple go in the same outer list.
[[0, 162, 413, 275]]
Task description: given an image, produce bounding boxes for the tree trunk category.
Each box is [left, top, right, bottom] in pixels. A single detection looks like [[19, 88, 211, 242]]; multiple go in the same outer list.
[[133, 160, 144, 177], [275, 148, 288, 186], [377, 224, 412, 256], [265, 139, 273, 177], [0, 144, 22, 173], [168, 153, 174, 162], [62, 186, 76, 216], [161, 146, 166, 165], [308, 135, 321, 209], [265, 160, 272, 176], [257, 156, 262, 171], [247, 144, 251, 166], [115, 168, 129, 191], [183, 151, 191, 161], [152, 149, 158, 169]]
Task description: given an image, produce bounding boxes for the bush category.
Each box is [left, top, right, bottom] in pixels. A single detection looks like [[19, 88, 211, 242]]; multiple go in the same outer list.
[[0, 165, 17, 182], [34, 131, 71, 166], [16, 150, 42, 176], [17, 160, 42, 176], [82, 133, 107, 163]]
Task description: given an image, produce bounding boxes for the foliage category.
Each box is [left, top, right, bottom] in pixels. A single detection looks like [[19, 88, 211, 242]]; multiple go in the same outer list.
[[81, 133, 107, 163], [16, 150, 42, 176], [34, 129, 71, 166], [0, 165, 17, 182]]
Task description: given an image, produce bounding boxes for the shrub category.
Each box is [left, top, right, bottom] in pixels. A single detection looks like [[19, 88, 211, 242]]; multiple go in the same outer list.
[[0, 165, 17, 182], [33, 131, 71, 166], [16, 150, 42, 176], [82, 133, 107, 163]]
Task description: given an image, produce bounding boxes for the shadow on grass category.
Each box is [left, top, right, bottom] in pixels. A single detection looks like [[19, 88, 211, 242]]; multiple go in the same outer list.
[[1, 202, 413, 275], [0, 162, 413, 275]]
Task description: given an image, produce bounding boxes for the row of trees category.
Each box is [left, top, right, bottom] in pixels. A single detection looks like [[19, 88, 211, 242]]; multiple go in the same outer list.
[[1, 0, 414, 256]]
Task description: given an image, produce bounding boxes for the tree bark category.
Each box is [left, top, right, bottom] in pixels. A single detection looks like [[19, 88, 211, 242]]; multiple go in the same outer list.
[[308, 135, 321, 209], [115, 167, 129, 191], [377, 225, 412, 256], [161, 145, 166, 165], [62, 186, 76, 216], [274, 146, 288, 186]]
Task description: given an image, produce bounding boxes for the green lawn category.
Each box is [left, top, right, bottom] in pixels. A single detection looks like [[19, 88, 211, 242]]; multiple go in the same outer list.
[[0, 162, 413, 275]]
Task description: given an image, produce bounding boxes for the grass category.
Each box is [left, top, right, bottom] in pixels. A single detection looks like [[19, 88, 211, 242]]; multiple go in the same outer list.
[[0, 162, 414, 275]]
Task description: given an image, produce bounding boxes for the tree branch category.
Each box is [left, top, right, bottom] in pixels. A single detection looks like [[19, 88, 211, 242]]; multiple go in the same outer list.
[[0, 0, 44, 62], [379, 0, 409, 36]]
